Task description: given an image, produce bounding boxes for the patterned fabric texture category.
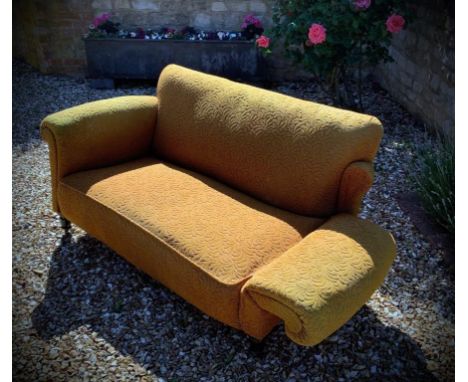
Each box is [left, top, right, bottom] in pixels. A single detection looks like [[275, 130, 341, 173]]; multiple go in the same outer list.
[[155, 65, 383, 216], [40, 65, 396, 345]]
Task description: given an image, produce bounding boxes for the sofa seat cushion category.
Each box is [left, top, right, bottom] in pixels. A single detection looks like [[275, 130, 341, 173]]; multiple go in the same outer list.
[[58, 157, 323, 329]]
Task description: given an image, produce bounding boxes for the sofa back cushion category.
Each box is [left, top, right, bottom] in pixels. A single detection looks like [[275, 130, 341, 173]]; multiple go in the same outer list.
[[154, 64, 383, 217]]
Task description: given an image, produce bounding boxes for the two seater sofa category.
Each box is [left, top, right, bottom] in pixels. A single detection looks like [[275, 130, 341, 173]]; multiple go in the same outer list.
[[41, 64, 396, 346]]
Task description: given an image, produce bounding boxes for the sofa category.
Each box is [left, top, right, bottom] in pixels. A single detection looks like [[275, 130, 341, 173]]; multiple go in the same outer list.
[[40, 64, 396, 346]]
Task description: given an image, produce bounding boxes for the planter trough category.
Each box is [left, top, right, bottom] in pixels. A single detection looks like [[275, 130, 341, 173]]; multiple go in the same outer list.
[[84, 38, 262, 88]]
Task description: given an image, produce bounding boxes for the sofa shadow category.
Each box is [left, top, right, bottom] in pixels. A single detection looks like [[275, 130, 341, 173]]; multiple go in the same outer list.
[[31, 232, 438, 381]]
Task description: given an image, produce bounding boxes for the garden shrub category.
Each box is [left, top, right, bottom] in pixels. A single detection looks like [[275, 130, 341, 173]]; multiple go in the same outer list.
[[411, 133, 455, 234], [266, 0, 414, 108]]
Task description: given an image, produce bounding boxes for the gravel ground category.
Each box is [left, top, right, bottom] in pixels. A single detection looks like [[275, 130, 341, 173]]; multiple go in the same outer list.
[[13, 60, 454, 381]]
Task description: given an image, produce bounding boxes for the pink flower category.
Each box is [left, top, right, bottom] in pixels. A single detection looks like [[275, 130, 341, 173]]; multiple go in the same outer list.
[[92, 17, 102, 27], [244, 14, 255, 22], [92, 12, 111, 27], [354, 0, 371, 9], [308, 23, 327, 45], [386, 14, 405, 33], [256, 35, 270, 48], [242, 14, 263, 29]]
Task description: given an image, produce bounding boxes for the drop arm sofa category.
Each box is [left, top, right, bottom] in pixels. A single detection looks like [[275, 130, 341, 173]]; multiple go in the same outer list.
[[41, 64, 396, 346]]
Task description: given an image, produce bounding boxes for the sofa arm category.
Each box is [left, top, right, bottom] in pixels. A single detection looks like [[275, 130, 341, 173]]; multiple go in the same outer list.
[[243, 213, 396, 346], [337, 161, 374, 215], [40, 95, 158, 212]]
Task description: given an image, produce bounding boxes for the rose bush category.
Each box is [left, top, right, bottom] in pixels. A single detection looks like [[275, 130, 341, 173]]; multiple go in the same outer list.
[[269, 0, 414, 108]]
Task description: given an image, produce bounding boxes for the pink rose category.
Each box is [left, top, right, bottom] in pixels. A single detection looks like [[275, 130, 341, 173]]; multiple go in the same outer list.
[[354, 0, 371, 9], [386, 14, 405, 33], [256, 35, 270, 48], [308, 23, 326, 45]]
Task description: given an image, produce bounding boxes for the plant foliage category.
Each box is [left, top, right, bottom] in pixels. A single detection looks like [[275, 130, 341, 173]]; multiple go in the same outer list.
[[411, 134, 455, 234]]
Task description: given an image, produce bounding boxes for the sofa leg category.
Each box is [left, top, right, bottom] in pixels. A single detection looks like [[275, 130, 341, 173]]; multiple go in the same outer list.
[[60, 217, 71, 230], [249, 337, 265, 353]]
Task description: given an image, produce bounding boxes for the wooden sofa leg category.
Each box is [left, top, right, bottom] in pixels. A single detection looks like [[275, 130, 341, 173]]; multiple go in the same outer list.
[[60, 216, 71, 230], [249, 337, 265, 353]]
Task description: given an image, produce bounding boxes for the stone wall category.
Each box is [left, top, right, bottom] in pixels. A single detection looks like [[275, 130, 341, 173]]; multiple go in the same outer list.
[[13, 0, 271, 75], [13, 0, 94, 74], [98, 0, 272, 31], [375, 0, 454, 135]]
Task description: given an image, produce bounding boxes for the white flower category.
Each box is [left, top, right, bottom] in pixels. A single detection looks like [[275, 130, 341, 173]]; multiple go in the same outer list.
[[89, 24, 96, 30]]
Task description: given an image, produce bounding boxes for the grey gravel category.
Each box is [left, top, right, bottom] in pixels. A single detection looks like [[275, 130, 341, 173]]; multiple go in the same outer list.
[[13, 60, 454, 381]]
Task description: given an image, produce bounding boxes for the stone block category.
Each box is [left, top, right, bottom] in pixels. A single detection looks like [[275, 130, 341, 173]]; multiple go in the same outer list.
[[229, 1, 248, 12], [412, 81, 423, 94], [404, 61, 417, 78], [91, 0, 112, 9], [399, 71, 413, 88], [223, 12, 244, 30], [211, 2, 227, 12], [113, 0, 130, 9], [249, 0, 267, 13], [121, 11, 147, 27], [192, 13, 211, 29], [131, 0, 160, 11], [405, 91, 417, 102]]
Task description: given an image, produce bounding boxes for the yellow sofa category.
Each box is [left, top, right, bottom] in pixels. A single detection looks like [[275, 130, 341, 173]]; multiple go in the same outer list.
[[41, 64, 396, 346]]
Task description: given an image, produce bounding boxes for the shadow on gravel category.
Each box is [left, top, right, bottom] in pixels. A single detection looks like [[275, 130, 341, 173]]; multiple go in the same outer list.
[[31, 232, 438, 381]]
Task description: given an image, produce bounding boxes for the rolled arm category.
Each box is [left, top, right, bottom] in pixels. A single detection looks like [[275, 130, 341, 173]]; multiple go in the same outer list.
[[40, 95, 158, 212], [337, 161, 374, 215], [243, 213, 396, 346]]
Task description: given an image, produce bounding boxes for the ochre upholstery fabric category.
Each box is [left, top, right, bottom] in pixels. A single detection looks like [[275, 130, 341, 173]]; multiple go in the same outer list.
[[40, 65, 396, 346], [242, 214, 396, 345], [58, 157, 323, 330], [337, 161, 374, 215], [40, 96, 158, 212], [155, 64, 383, 216]]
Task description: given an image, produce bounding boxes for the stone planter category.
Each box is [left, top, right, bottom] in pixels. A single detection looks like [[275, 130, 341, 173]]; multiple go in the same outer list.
[[84, 38, 262, 88]]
